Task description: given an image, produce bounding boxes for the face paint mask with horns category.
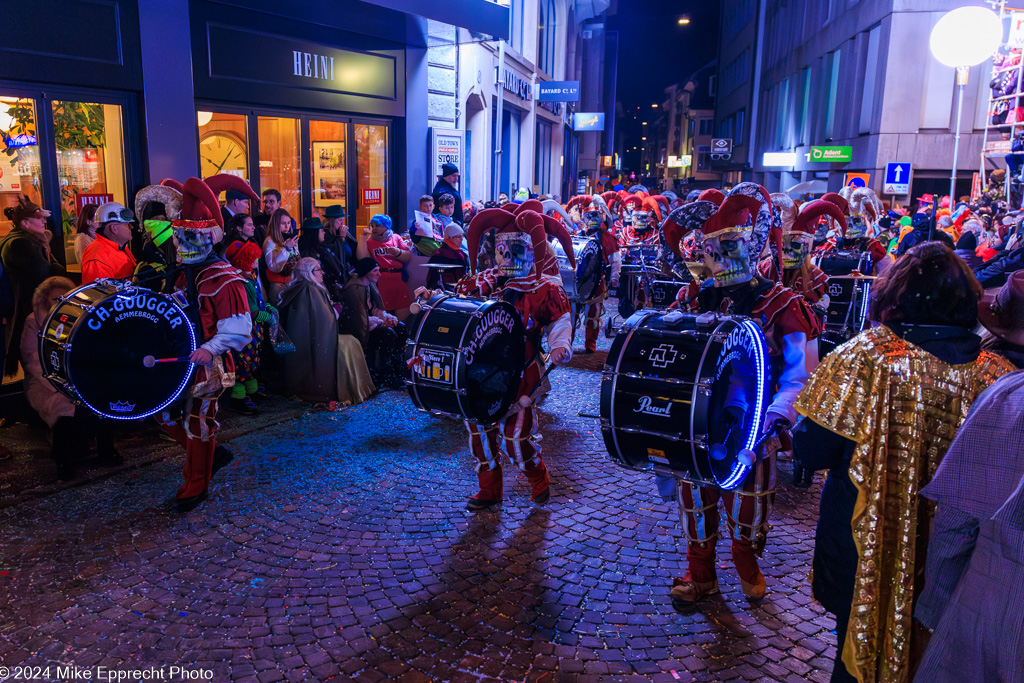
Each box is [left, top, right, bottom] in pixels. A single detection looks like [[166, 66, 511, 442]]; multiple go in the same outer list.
[[783, 200, 846, 269], [847, 187, 883, 240], [661, 195, 764, 287]]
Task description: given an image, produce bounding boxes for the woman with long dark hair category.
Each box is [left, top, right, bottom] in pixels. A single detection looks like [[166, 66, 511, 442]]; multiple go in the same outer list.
[[73, 203, 100, 266], [792, 242, 1016, 682]]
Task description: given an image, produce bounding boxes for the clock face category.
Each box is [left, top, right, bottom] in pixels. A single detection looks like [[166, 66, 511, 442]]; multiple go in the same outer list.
[[199, 132, 248, 179]]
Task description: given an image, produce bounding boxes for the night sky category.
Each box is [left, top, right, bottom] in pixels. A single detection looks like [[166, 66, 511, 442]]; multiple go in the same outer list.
[[609, 0, 721, 174]]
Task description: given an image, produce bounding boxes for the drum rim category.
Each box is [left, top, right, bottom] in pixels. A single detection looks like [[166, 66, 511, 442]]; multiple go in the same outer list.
[[40, 281, 198, 420], [604, 309, 657, 472]]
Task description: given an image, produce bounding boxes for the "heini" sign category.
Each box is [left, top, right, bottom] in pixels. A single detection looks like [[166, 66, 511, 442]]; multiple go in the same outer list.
[[362, 188, 382, 205]]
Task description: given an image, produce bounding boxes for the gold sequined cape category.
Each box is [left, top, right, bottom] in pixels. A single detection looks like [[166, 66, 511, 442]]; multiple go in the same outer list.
[[794, 326, 1015, 683]]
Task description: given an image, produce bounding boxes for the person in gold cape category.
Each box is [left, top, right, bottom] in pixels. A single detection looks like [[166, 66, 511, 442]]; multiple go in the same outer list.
[[791, 242, 1016, 683]]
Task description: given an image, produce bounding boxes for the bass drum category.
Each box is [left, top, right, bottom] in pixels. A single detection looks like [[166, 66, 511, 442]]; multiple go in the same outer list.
[[822, 275, 874, 336], [600, 310, 771, 489], [815, 249, 873, 276], [553, 236, 603, 303], [40, 281, 197, 420], [405, 294, 526, 425]]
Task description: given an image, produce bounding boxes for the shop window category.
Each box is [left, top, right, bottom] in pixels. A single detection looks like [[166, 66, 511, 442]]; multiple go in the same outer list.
[[52, 100, 127, 268], [535, 121, 552, 196], [354, 123, 388, 231], [198, 111, 249, 188], [310, 120, 347, 218], [258, 116, 301, 221], [0, 96, 44, 238]]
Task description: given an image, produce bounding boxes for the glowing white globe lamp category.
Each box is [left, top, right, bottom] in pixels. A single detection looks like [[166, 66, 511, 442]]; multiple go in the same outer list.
[[930, 6, 1003, 202]]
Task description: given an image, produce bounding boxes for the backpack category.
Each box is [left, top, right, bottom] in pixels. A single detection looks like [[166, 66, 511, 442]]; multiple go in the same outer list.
[[0, 236, 16, 323]]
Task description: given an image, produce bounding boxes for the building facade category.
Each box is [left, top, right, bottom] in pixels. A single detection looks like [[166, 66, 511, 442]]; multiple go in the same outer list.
[[714, 0, 994, 203], [0, 0, 507, 271], [426, 0, 615, 204]]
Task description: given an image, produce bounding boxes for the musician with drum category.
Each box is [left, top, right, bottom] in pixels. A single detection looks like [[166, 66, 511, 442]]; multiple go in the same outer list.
[[818, 189, 889, 276], [772, 197, 845, 306], [411, 207, 576, 511], [660, 191, 821, 602], [564, 197, 622, 354]]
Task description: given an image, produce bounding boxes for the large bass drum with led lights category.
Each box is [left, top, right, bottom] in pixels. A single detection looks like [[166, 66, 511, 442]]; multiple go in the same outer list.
[[599, 310, 770, 489], [405, 294, 526, 425], [39, 281, 198, 420]]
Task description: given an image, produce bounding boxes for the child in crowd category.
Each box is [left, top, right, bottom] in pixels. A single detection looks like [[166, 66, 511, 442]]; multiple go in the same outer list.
[[359, 214, 413, 319], [224, 240, 276, 414], [409, 194, 444, 257], [435, 193, 462, 235]]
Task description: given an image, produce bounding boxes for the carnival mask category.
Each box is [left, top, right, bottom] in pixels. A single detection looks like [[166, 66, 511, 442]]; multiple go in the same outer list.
[[632, 210, 652, 233], [781, 233, 815, 269], [583, 209, 603, 234], [495, 232, 535, 278], [172, 223, 223, 264], [703, 228, 754, 286], [846, 215, 868, 239], [814, 220, 830, 242]]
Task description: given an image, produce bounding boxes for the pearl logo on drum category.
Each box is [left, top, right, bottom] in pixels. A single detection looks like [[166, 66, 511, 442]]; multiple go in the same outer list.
[[634, 396, 672, 417], [649, 344, 679, 368]]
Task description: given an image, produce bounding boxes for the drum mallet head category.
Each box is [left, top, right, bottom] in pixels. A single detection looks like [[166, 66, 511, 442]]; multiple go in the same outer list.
[[710, 443, 729, 461], [737, 449, 756, 468], [143, 355, 190, 367]]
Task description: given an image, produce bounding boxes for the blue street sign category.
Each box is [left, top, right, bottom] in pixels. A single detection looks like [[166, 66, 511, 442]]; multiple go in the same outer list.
[[538, 80, 580, 102], [572, 113, 605, 131], [884, 162, 911, 195]]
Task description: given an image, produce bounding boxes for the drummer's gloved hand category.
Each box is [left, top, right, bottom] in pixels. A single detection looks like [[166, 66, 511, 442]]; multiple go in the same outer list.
[[724, 405, 745, 428], [190, 348, 214, 366], [255, 310, 273, 324], [550, 347, 571, 365], [763, 411, 792, 435], [813, 294, 830, 311]]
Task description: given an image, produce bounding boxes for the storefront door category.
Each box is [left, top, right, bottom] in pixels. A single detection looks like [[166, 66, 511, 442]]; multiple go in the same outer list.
[[196, 106, 391, 233], [0, 86, 136, 271]]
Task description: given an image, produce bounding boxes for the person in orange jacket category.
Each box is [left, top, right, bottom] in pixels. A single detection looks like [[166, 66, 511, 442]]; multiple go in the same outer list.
[[81, 202, 137, 284]]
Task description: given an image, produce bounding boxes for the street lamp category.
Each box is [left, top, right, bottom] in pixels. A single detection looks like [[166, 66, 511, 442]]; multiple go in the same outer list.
[[677, 17, 690, 25], [929, 6, 1002, 202]]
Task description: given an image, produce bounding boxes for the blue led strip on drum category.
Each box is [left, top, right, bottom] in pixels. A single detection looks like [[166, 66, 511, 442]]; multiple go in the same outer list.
[[76, 289, 198, 421], [716, 318, 769, 490]]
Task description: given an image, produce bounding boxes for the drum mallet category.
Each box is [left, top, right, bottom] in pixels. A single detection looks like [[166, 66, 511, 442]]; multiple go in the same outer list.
[[143, 355, 192, 367], [518, 364, 559, 408]]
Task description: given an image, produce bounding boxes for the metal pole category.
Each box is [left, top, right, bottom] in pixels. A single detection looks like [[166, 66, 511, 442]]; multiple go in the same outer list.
[[950, 66, 968, 203], [493, 41, 505, 201]]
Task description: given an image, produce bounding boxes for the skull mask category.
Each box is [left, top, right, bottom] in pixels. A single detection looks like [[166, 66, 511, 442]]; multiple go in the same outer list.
[[846, 214, 868, 239], [702, 228, 754, 286], [583, 208, 603, 234], [782, 233, 815, 269], [495, 232, 535, 278], [173, 223, 223, 264], [632, 210, 652, 234]]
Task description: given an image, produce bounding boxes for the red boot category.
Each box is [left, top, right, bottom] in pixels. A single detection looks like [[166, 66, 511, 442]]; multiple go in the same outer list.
[[176, 438, 215, 500], [467, 466, 503, 510], [525, 460, 551, 504], [670, 541, 720, 602], [732, 539, 766, 600]]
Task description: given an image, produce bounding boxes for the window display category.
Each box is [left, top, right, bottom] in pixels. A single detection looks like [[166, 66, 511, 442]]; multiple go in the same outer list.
[[310, 120, 346, 213], [258, 116, 301, 219], [355, 123, 388, 230], [0, 96, 44, 238]]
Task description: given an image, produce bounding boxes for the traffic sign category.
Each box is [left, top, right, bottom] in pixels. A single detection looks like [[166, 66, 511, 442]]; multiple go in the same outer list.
[[711, 138, 732, 154], [844, 173, 870, 188], [883, 162, 911, 195]]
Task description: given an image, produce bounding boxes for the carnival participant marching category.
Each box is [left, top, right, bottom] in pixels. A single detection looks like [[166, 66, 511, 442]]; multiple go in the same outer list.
[[137, 174, 255, 512], [660, 188, 820, 601], [565, 196, 622, 353], [415, 207, 576, 511], [820, 188, 888, 275], [772, 196, 841, 306]]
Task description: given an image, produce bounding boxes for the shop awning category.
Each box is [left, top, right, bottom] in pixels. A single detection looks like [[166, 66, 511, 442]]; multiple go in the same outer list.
[[786, 179, 828, 197], [360, 0, 509, 41]]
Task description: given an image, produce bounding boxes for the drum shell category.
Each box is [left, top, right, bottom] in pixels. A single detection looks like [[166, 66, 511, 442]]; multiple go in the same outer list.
[[600, 311, 770, 489], [39, 282, 197, 420], [553, 237, 602, 303], [816, 250, 873, 276], [649, 280, 685, 309], [405, 295, 526, 425], [821, 276, 873, 336]]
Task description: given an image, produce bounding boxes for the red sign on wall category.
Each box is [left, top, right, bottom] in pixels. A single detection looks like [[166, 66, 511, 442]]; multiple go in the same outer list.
[[362, 188, 382, 205], [75, 193, 114, 213]]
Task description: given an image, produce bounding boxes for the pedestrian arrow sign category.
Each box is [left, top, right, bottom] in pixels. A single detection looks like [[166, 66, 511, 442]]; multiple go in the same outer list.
[[884, 162, 911, 195]]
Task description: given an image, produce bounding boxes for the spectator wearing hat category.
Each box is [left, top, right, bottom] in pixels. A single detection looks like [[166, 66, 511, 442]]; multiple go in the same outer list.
[[81, 202, 138, 284], [357, 214, 412, 319], [977, 270, 1024, 368], [338, 257, 407, 388], [222, 188, 252, 227], [431, 163, 463, 224], [1, 196, 65, 377], [298, 217, 347, 299], [426, 223, 469, 290], [320, 205, 351, 285], [224, 239, 276, 413]]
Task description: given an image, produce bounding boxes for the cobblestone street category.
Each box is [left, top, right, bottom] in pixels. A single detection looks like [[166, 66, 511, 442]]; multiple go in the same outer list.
[[0, 329, 835, 682]]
